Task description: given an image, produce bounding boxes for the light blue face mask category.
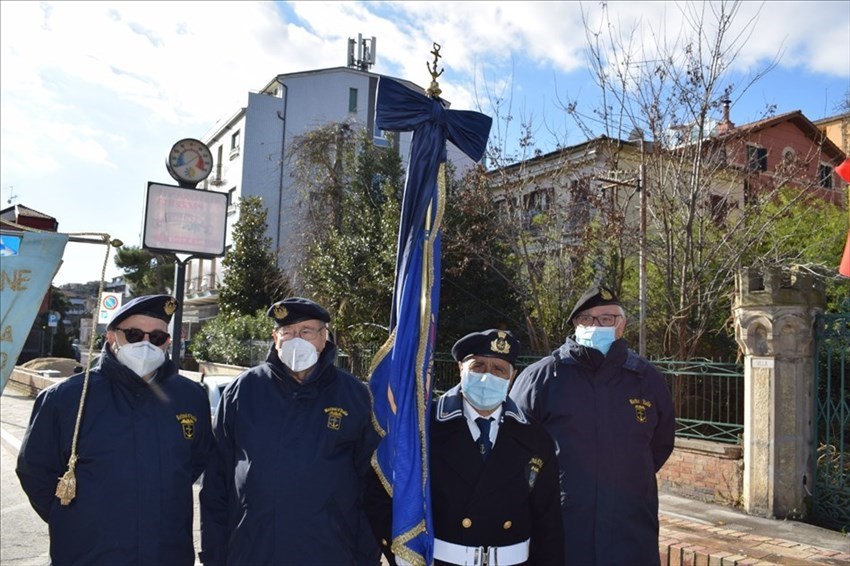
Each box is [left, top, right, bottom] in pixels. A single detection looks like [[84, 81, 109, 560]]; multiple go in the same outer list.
[[461, 370, 510, 411], [575, 326, 617, 355]]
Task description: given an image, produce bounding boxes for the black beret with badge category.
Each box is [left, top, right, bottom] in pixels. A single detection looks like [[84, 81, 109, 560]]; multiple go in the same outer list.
[[266, 297, 331, 327], [107, 294, 179, 329], [451, 329, 521, 365], [567, 285, 622, 325]]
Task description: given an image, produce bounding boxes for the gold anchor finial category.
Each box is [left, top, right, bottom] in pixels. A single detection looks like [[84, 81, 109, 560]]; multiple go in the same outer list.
[[426, 42, 443, 99]]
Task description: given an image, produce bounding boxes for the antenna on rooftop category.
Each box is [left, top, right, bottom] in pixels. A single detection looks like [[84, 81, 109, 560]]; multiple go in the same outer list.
[[6, 185, 17, 205], [347, 33, 376, 71]]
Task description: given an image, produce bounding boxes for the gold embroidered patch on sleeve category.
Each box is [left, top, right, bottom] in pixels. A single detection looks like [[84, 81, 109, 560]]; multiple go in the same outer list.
[[324, 407, 349, 430], [629, 398, 652, 423], [176, 413, 198, 439]]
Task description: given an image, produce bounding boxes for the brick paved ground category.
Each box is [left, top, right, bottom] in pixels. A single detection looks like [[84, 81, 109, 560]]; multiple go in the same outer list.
[[659, 515, 850, 565]]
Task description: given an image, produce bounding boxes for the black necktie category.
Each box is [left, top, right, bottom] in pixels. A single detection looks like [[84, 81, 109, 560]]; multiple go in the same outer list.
[[475, 417, 493, 460]]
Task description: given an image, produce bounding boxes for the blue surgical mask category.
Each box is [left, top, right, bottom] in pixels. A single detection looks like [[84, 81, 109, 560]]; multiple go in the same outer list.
[[575, 326, 617, 355], [461, 370, 510, 411]]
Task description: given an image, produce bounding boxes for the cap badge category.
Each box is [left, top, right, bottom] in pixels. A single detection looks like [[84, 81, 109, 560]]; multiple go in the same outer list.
[[164, 298, 178, 316], [600, 289, 613, 300], [273, 304, 288, 320], [490, 331, 511, 354]]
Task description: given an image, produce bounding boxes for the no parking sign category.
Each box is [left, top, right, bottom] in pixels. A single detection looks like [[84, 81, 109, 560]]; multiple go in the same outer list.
[[98, 292, 123, 324]]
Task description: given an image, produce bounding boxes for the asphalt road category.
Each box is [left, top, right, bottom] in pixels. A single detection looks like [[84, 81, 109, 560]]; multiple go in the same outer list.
[[1, 386, 49, 565], [0, 384, 203, 565]]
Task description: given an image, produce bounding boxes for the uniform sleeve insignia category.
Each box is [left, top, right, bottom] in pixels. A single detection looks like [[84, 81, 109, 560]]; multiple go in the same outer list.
[[527, 456, 544, 491], [324, 407, 349, 430], [629, 398, 652, 423], [490, 331, 511, 355], [164, 298, 178, 316], [176, 413, 198, 439], [273, 304, 288, 321]]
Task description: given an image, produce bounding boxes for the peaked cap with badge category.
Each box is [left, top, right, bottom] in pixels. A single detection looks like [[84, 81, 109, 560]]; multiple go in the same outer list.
[[451, 329, 521, 365], [107, 294, 179, 329], [266, 297, 331, 327], [567, 285, 622, 325]]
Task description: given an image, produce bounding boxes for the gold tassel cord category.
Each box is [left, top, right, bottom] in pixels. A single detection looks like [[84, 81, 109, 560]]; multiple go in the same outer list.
[[3, 222, 118, 505], [54, 454, 78, 505], [54, 232, 116, 504]]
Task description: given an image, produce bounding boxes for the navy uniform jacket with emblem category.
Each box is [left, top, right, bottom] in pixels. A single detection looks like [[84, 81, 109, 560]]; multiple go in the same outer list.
[[16, 345, 213, 566], [199, 341, 381, 566], [509, 338, 676, 566], [367, 385, 563, 565]]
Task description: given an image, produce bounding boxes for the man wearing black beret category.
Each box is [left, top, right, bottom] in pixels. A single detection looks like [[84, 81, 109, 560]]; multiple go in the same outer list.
[[17, 294, 213, 565], [369, 329, 563, 566], [510, 286, 676, 565], [200, 297, 380, 565]]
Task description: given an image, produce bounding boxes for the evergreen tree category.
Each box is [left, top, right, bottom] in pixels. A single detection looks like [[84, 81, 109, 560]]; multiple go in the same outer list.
[[293, 125, 401, 349], [217, 195, 290, 318], [439, 164, 527, 352], [114, 246, 175, 296]]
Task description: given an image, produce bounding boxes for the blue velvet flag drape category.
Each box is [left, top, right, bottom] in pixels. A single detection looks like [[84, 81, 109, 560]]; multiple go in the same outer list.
[[369, 77, 492, 565]]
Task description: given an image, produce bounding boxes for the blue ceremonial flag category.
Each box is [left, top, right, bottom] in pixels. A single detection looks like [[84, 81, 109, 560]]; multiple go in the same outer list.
[[369, 76, 491, 565], [1, 230, 69, 393]]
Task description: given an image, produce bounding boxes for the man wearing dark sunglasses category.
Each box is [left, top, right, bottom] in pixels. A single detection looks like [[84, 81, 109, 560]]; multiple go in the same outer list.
[[17, 294, 213, 566], [509, 285, 676, 565], [200, 297, 380, 566]]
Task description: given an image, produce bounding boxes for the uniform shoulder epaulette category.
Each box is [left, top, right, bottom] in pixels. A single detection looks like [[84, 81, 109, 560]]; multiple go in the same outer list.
[[623, 351, 648, 374]]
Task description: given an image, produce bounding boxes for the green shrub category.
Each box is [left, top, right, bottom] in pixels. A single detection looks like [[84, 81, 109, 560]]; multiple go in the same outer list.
[[192, 310, 274, 367]]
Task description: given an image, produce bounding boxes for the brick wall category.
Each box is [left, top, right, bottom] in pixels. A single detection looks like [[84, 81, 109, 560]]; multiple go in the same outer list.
[[658, 437, 743, 507]]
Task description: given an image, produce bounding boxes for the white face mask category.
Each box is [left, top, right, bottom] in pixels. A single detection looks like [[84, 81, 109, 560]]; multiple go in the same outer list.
[[278, 337, 319, 373], [114, 340, 166, 380], [575, 326, 617, 355], [461, 369, 510, 411]]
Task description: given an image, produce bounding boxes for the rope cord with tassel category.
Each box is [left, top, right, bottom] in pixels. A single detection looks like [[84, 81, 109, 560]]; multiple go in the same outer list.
[[55, 232, 117, 504]]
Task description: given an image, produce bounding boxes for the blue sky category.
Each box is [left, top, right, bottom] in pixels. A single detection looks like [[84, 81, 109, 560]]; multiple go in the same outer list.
[[1, 1, 848, 286]]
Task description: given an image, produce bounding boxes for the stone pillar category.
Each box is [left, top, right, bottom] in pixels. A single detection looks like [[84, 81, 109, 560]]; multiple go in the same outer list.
[[733, 267, 825, 518]]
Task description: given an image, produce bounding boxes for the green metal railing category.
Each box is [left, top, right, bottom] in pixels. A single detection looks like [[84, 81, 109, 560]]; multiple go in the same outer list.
[[655, 359, 744, 444], [337, 346, 744, 444], [812, 312, 850, 532]]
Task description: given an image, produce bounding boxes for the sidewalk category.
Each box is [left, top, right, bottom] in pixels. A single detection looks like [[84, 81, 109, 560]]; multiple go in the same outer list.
[[658, 493, 849, 565]]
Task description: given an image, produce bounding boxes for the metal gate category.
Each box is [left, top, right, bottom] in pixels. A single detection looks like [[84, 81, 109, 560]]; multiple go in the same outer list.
[[812, 310, 850, 531]]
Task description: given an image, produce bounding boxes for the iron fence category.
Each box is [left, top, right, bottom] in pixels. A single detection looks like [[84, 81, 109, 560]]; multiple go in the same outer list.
[[812, 312, 850, 531], [337, 346, 744, 444], [654, 359, 744, 444]]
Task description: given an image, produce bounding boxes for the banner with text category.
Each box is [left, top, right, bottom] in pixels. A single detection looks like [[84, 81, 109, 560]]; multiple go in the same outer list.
[[0, 231, 69, 393]]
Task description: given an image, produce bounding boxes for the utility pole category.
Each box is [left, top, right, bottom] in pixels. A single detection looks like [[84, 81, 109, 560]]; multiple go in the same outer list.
[[638, 161, 647, 357]]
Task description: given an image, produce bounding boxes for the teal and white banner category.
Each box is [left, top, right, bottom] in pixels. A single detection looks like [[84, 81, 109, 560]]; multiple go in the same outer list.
[[0, 231, 69, 393]]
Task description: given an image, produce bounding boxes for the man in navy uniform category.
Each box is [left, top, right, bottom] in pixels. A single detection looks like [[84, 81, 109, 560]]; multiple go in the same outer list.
[[17, 294, 212, 566], [369, 328, 563, 566], [199, 297, 381, 565], [509, 286, 676, 565]]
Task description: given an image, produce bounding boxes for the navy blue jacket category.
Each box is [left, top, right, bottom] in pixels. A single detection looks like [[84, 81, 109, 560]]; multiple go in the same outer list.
[[365, 387, 564, 566], [509, 338, 676, 566], [199, 342, 381, 566], [16, 345, 212, 566], [431, 387, 564, 565]]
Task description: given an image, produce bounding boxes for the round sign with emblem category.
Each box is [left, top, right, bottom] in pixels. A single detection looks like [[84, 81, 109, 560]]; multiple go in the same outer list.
[[166, 138, 213, 185]]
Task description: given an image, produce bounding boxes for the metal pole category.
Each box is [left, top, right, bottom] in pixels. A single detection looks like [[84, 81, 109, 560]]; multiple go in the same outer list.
[[170, 257, 188, 367], [639, 162, 647, 357]]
